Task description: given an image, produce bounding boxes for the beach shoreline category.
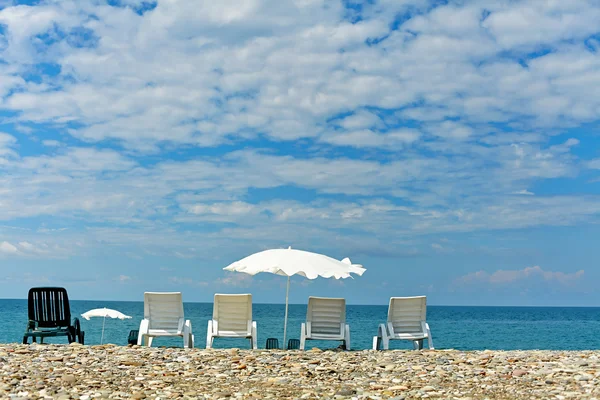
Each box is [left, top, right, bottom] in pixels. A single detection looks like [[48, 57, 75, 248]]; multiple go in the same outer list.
[[0, 344, 598, 399]]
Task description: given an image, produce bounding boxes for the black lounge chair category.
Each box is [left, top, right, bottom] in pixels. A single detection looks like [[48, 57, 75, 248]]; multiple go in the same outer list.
[[265, 337, 279, 349], [23, 287, 84, 344], [287, 339, 300, 350], [127, 329, 139, 345]]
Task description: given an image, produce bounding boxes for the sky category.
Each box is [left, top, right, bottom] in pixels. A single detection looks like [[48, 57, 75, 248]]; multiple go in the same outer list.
[[1, 0, 600, 306]]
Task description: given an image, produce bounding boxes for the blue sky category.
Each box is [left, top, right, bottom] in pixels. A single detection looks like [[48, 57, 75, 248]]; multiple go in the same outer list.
[[1, 0, 600, 306]]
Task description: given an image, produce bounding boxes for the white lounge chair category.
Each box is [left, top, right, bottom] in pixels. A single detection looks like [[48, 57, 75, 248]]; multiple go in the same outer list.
[[300, 296, 350, 350], [206, 294, 257, 349], [137, 292, 194, 348], [373, 296, 433, 350]]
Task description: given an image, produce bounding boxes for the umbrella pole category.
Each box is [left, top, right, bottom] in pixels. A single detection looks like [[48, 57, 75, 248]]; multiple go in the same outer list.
[[101, 315, 106, 345], [283, 275, 290, 348]]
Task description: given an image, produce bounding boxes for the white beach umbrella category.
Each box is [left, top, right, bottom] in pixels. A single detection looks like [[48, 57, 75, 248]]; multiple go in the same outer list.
[[81, 308, 132, 344], [223, 247, 366, 345]]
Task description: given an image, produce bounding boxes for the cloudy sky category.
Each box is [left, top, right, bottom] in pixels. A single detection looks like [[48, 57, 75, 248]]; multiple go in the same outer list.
[[1, 0, 599, 305]]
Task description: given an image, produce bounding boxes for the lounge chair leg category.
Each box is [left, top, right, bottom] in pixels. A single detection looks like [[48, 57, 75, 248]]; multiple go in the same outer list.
[[300, 323, 306, 350], [206, 320, 214, 349], [344, 324, 351, 351], [425, 323, 434, 350], [251, 321, 258, 350], [183, 320, 193, 348], [376, 324, 390, 350]]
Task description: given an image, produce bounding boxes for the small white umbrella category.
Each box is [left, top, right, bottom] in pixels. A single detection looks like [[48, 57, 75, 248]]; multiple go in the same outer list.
[[81, 308, 132, 344], [223, 247, 366, 345]]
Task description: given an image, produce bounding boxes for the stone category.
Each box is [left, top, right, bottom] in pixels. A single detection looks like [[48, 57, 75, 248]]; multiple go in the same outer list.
[[62, 375, 77, 384], [335, 387, 356, 396], [0, 344, 598, 400], [387, 386, 409, 391]]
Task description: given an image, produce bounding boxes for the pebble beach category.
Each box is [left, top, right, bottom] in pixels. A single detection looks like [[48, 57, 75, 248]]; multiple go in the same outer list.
[[1, 344, 599, 399]]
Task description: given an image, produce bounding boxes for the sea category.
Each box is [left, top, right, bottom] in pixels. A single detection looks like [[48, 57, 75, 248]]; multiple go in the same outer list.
[[2, 299, 600, 350]]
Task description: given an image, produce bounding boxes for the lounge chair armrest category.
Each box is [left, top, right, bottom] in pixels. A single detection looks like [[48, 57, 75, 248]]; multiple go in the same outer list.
[[378, 323, 389, 337], [71, 317, 84, 344], [422, 321, 434, 349], [387, 322, 395, 337], [137, 319, 150, 345], [26, 320, 37, 330], [183, 319, 193, 348], [251, 321, 257, 350], [184, 319, 192, 331], [421, 321, 431, 336]]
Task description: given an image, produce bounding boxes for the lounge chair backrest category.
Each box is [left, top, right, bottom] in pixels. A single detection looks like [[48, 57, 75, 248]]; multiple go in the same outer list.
[[213, 294, 252, 335], [144, 292, 184, 331], [306, 296, 346, 335], [388, 296, 427, 334], [28, 287, 71, 328]]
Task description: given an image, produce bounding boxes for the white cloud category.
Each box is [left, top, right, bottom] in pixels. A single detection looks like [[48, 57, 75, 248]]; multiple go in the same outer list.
[[456, 265, 585, 286], [587, 159, 600, 170], [0, 133, 17, 159], [42, 140, 62, 147], [320, 128, 420, 148], [168, 276, 209, 287], [216, 273, 253, 288], [337, 110, 383, 130], [0, 241, 18, 254], [482, 1, 600, 50], [0, 0, 597, 150], [512, 190, 534, 196], [0, 0, 598, 262], [188, 202, 256, 217]]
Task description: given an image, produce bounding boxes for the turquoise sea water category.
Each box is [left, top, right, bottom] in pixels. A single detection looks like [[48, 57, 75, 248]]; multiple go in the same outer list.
[[2, 299, 600, 350]]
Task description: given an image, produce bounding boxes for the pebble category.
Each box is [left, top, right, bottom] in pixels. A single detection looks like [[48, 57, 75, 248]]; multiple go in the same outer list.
[[0, 345, 598, 399]]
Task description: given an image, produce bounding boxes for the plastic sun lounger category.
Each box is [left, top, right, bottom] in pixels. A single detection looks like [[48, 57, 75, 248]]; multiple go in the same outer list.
[[373, 296, 434, 350], [206, 294, 257, 349], [300, 296, 350, 350], [137, 292, 194, 348], [23, 287, 84, 345]]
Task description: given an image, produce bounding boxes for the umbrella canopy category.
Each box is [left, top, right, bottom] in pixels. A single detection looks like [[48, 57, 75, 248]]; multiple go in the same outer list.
[[224, 248, 365, 279], [81, 308, 132, 320], [81, 307, 132, 344], [223, 247, 366, 346]]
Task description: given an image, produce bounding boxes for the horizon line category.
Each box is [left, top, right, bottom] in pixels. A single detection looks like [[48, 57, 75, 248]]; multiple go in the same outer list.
[[1, 298, 599, 308]]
